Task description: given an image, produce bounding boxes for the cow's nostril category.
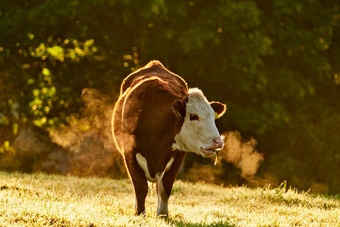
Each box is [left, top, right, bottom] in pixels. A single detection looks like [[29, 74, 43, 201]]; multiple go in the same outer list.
[[213, 137, 222, 143], [213, 137, 224, 148]]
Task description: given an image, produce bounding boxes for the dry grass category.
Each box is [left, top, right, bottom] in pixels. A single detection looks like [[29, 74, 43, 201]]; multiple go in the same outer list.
[[0, 171, 339, 226]]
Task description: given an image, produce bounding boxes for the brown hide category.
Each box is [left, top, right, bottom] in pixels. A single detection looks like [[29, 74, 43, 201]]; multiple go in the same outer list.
[[113, 61, 188, 157], [112, 61, 188, 215], [120, 60, 188, 97]]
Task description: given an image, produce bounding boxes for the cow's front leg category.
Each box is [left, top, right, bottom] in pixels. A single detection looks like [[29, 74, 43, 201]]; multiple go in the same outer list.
[[157, 151, 186, 217], [157, 179, 170, 217], [124, 151, 148, 215]]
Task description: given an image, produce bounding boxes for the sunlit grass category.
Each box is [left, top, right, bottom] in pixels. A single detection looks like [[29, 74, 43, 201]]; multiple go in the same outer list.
[[0, 171, 339, 226]]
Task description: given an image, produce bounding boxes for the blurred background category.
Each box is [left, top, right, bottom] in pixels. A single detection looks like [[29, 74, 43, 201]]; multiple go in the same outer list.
[[0, 0, 339, 194]]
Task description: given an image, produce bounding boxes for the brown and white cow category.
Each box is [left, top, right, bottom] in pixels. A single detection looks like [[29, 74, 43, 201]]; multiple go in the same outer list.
[[112, 60, 226, 216]]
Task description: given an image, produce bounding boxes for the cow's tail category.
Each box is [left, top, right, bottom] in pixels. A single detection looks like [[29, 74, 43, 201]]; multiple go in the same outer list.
[[112, 90, 138, 155], [112, 95, 125, 154]]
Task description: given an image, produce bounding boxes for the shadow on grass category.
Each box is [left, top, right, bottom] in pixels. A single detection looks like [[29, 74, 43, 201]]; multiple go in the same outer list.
[[166, 218, 236, 227]]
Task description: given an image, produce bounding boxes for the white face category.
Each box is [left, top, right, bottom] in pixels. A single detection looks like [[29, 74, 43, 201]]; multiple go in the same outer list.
[[173, 88, 224, 158]]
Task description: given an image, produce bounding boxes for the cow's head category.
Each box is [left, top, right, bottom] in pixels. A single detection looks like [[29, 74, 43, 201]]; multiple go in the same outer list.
[[172, 88, 227, 158]]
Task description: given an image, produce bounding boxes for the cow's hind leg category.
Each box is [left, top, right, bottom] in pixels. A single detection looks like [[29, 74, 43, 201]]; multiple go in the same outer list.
[[124, 151, 148, 215], [157, 151, 186, 217]]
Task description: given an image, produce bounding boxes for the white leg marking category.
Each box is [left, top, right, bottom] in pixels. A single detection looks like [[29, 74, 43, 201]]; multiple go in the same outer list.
[[136, 154, 175, 183], [136, 153, 157, 182], [157, 180, 169, 217], [165, 157, 175, 172]]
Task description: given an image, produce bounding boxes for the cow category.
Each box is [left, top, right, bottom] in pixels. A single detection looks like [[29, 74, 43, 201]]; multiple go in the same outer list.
[[112, 60, 227, 217]]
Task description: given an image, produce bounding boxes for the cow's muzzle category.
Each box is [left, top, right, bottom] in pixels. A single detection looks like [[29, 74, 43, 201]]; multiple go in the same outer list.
[[213, 137, 224, 149], [200, 137, 224, 158], [200, 147, 217, 157]]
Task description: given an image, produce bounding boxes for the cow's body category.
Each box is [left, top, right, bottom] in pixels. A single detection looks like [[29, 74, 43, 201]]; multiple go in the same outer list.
[[112, 61, 226, 216]]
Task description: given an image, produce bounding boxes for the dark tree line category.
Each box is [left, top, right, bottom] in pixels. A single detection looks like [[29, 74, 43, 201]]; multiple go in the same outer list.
[[0, 0, 339, 194]]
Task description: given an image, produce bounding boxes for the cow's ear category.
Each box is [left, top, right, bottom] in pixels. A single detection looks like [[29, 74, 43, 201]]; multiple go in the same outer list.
[[210, 101, 227, 119], [172, 97, 187, 118]]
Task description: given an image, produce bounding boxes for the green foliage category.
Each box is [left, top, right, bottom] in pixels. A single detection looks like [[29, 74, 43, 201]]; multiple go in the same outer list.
[[0, 0, 339, 193]]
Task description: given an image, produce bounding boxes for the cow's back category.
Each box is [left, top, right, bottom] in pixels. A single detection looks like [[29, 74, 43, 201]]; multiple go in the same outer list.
[[112, 61, 188, 160], [120, 60, 188, 97]]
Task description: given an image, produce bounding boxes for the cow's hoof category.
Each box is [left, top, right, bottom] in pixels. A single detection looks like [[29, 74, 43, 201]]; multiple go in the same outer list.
[[157, 214, 168, 219], [136, 210, 146, 217]]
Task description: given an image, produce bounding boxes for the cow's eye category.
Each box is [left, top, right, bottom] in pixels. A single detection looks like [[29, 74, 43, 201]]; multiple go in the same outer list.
[[190, 114, 199, 121]]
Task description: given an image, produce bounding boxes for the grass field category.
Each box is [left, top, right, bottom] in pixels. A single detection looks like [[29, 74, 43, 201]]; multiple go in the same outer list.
[[0, 171, 339, 226]]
